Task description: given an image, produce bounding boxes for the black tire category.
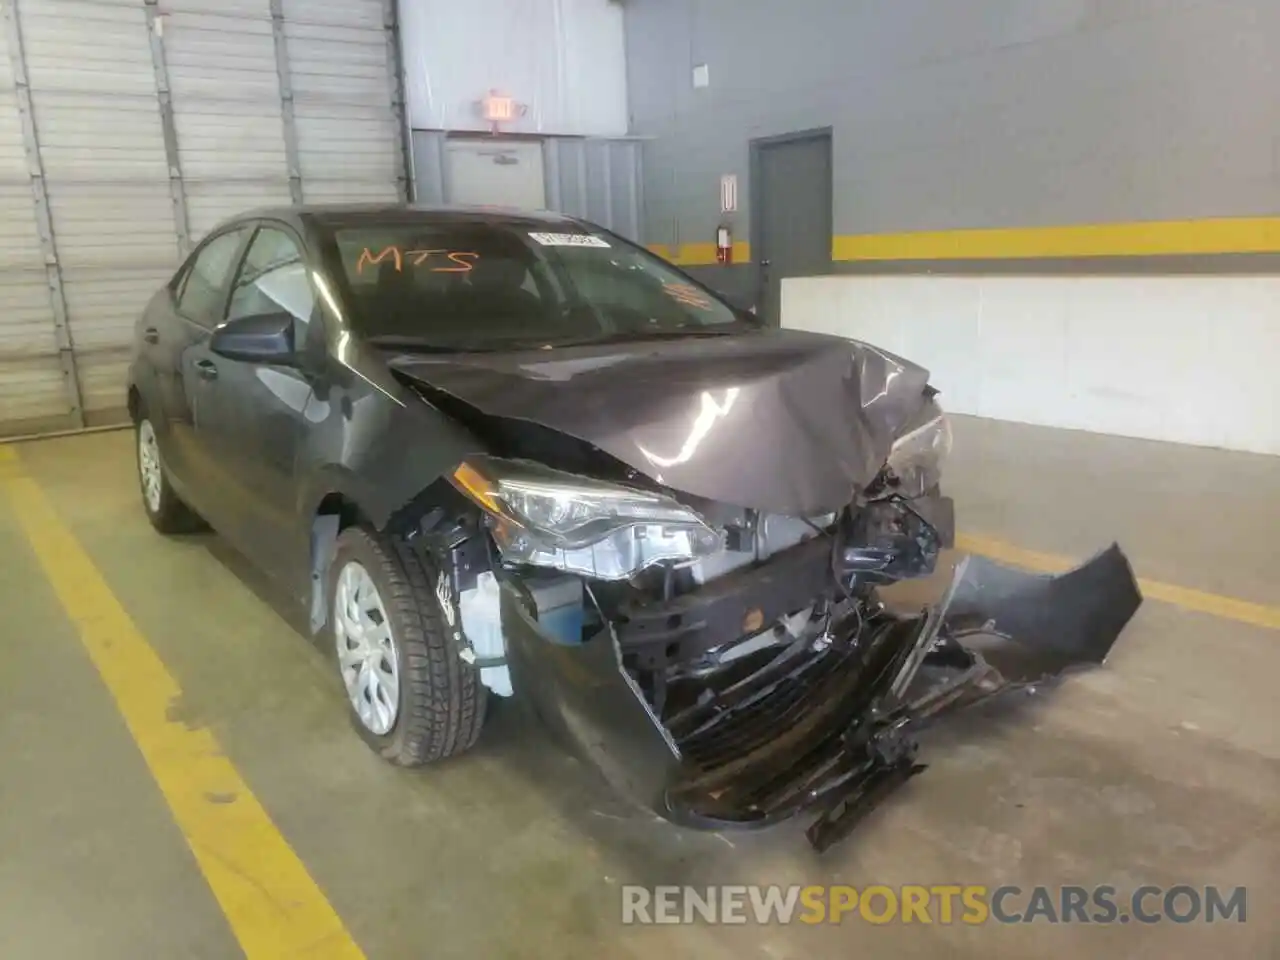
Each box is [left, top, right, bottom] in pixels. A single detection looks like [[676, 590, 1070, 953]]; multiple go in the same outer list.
[[328, 526, 487, 766], [135, 413, 204, 534]]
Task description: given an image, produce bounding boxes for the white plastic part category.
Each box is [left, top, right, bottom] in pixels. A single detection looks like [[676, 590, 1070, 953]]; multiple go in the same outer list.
[[458, 572, 513, 697]]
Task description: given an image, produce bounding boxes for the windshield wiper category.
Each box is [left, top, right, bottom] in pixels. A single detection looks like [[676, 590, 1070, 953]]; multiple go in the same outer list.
[[368, 328, 746, 354]]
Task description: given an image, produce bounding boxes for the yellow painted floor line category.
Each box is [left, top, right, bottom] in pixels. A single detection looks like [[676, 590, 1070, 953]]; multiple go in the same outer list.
[[957, 533, 1280, 631], [0, 446, 365, 960]]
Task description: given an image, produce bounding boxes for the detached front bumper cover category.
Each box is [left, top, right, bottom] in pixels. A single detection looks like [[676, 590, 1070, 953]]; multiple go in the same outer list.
[[661, 544, 1144, 852]]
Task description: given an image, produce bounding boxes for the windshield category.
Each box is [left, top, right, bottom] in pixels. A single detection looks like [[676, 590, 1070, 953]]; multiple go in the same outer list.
[[322, 220, 755, 350]]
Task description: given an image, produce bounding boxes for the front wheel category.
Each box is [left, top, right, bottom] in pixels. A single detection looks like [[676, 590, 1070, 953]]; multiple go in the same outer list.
[[135, 416, 203, 534], [328, 526, 486, 766]]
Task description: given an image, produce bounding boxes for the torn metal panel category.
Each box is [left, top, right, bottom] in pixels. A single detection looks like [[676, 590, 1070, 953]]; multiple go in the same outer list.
[[508, 542, 1143, 853]]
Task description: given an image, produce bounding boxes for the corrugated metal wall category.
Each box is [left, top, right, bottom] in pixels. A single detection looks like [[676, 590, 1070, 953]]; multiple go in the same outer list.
[[410, 130, 645, 244], [0, 0, 407, 437], [544, 137, 642, 240]]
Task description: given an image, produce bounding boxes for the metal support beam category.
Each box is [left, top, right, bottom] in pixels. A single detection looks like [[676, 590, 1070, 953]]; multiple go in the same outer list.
[[2, 0, 84, 428], [144, 1, 191, 257], [384, 0, 411, 202], [576, 144, 588, 218], [601, 141, 614, 229], [544, 138, 562, 212], [628, 143, 642, 243], [269, 0, 304, 204], [436, 131, 450, 204]]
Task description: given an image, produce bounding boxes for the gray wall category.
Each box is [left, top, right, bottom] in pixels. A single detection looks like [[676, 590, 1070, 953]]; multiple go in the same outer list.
[[624, 0, 1280, 253]]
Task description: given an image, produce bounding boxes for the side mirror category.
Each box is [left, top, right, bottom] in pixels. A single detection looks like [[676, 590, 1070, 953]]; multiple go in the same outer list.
[[210, 310, 297, 365]]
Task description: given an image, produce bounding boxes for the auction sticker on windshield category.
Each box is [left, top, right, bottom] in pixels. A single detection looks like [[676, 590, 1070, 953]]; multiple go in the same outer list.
[[529, 232, 611, 248]]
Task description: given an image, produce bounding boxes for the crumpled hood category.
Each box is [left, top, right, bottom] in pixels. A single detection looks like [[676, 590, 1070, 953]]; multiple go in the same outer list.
[[386, 328, 931, 515]]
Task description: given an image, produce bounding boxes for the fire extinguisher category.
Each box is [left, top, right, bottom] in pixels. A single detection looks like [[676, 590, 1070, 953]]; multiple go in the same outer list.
[[716, 225, 733, 264]]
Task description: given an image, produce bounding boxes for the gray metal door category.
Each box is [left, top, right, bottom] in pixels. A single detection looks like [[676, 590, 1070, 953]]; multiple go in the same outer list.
[[444, 138, 546, 209], [751, 130, 832, 326]]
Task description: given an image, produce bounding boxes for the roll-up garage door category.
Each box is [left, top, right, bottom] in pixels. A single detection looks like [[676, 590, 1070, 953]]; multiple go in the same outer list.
[[0, 0, 407, 437]]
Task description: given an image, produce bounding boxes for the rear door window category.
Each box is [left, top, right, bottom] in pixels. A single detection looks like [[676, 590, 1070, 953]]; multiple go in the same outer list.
[[177, 229, 249, 325]]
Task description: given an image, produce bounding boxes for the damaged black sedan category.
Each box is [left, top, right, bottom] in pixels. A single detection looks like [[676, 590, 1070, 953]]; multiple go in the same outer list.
[[126, 205, 1142, 850]]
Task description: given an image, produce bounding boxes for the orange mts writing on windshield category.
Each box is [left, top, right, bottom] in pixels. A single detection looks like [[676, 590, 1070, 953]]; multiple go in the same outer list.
[[355, 246, 479, 274]]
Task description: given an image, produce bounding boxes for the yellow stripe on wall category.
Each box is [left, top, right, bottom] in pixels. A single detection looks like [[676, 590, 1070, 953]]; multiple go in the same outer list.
[[831, 216, 1280, 261], [652, 241, 752, 266], [654, 216, 1280, 265]]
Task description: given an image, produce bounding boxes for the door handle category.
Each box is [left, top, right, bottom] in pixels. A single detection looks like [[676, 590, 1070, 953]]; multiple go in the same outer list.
[[195, 359, 219, 381], [143, 327, 159, 344]]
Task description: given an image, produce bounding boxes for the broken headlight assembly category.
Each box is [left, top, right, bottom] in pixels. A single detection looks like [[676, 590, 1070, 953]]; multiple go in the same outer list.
[[884, 396, 952, 498], [451, 456, 723, 580]]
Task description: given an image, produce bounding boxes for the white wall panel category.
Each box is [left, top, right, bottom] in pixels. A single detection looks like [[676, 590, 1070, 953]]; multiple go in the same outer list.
[[0, 357, 70, 427], [60, 267, 169, 346], [401, 0, 628, 137], [286, 19, 389, 100], [0, 0, 408, 434], [20, 0, 155, 96], [0, 163, 43, 273], [164, 11, 278, 105], [45, 184, 176, 269], [783, 275, 1280, 455], [0, 72, 21, 179], [299, 178, 399, 204], [46, 183, 176, 373], [283, 0, 383, 30], [17, 0, 168, 421], [76, 347, 136, 421], [164, 0, 269, 15], [30, 94, 168, 181], [173, 108, 290, 180], [285, 5, 402, 202], [164, 5, 290, 234], [185, 181, 294, 238], [0, 2, 69, 430], [0, 269, 57, 358], [296, 110, 399, 182]]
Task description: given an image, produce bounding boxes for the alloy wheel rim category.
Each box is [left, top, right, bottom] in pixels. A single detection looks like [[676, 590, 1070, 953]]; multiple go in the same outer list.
[[334, 561, 401, 735], [138, 420, 163, 513]]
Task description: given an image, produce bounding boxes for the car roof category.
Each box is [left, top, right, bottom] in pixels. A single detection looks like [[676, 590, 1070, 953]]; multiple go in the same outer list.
[[226, 203, 591, 233]]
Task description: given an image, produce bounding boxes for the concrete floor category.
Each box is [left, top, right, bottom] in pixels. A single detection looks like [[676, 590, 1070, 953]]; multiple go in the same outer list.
[[1, 415, 1277, 959]]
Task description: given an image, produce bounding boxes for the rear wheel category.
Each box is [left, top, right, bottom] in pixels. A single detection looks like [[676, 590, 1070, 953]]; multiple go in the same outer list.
[[329, 526, 486, 765], [135, 416, 203, 534]]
